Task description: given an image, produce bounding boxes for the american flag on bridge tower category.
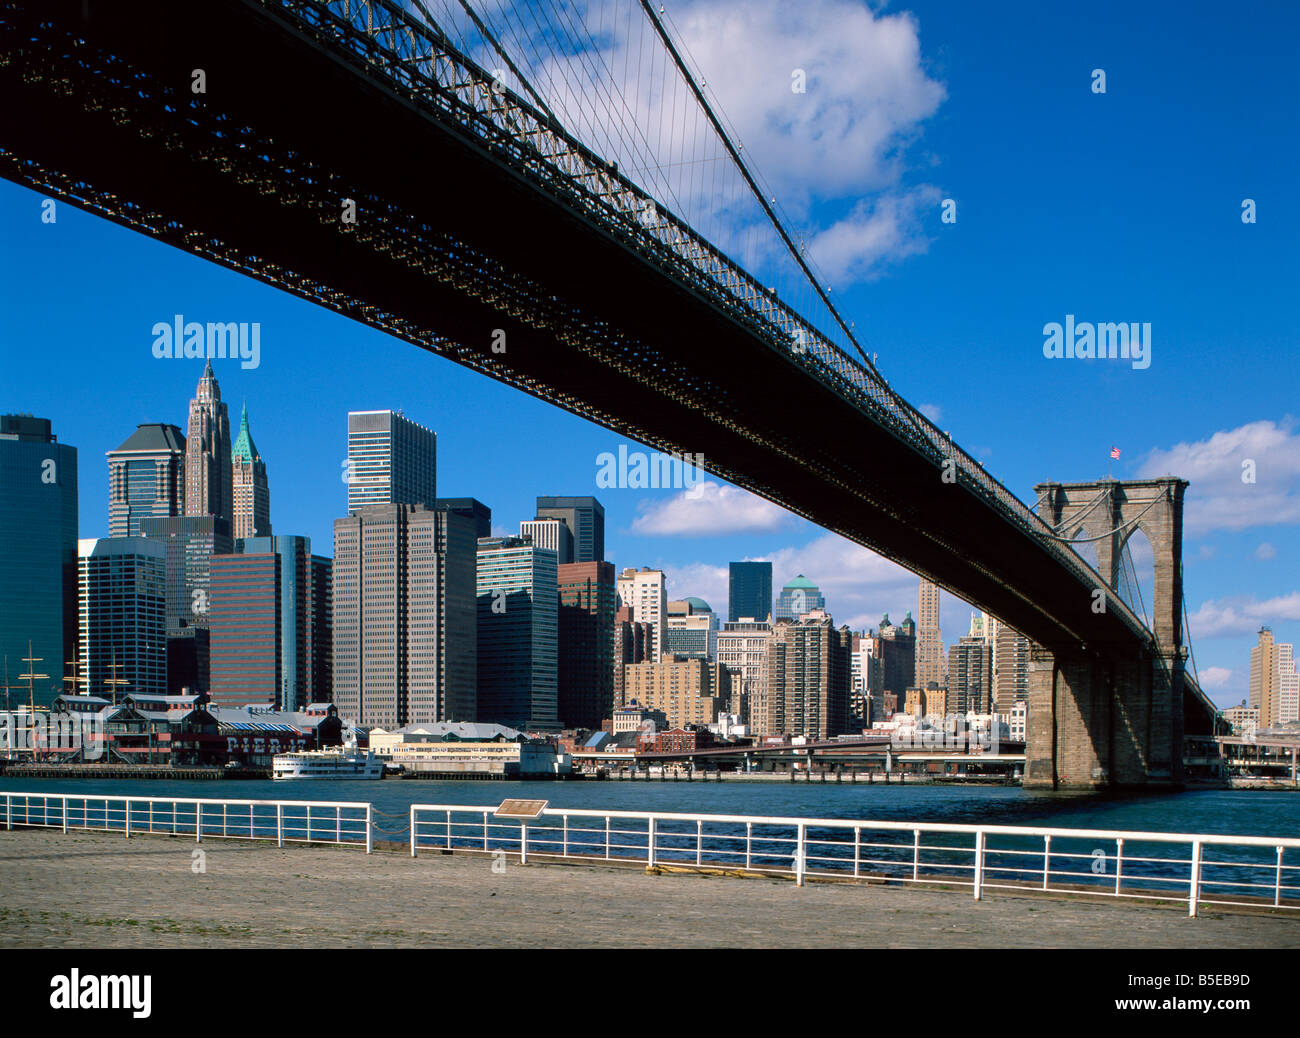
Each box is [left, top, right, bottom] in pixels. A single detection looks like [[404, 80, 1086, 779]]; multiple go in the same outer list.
[[1110, 446, 1122, 460]]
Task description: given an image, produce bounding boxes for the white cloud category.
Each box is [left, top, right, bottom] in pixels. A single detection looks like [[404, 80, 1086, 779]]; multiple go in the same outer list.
[[807, 188, 941, 283], [1256, 542, 1277, 560], [1137, 419, 1300, 535], [1199, 666, 1233, 690], [661, 561, 730, 613], [1187, 592, 1300, 638], [668, 0, 946, 202], [630, 481, 793, 536], [918, 402, 943, 424], [485, 0, 945, 287]]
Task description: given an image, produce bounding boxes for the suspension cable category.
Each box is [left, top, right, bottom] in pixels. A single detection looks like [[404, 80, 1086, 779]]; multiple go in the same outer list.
[[1041, 493, 1166, 543], [636, 0, 877, 374]]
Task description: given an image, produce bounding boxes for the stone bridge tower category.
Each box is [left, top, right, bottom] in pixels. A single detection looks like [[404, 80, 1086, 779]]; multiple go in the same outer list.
[[1024, 477, 1189, 789]]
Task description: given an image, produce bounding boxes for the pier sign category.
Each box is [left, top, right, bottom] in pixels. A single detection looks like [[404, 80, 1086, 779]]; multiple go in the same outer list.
[[495, 799, 548, 819]]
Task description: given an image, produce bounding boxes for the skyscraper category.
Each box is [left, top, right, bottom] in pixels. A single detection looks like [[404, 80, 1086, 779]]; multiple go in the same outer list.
[[1251, 627, 1283, 728], [718, 618, 771, 731], [916, 578, 944, 690], [333, 504, 475, 727], [107, 423, 185, 537], [140, 515, 233, 693], [477, 535, 558, 730], [728, 561, 773, 623], [617, 567, 668, 660], [435, 497, 492, 539], [209, 535, 331, 711], [346, 409, 436, 511], [1, 415, 78, 709], [767, 612, 851, 739], [520, 517, 574, 565], [231, 403, 271, 539], [1279, 642, 1299, 726], [875, 613, 916, 708], [207, 550, 278, 709], [78, 537, 167, 699], [184, 362, 233, 526], [556, 561, 616, 729], [991, 618, 1030, 716], [613, 605, 652, 711], [535, 495, 604, 563], [775, 575, 824, 620], [948, 635, 994, 715]]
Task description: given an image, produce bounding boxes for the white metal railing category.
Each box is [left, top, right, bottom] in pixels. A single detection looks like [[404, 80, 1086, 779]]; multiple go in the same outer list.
[[2, 791, 372, 853], [409, 803, 1300, 917]]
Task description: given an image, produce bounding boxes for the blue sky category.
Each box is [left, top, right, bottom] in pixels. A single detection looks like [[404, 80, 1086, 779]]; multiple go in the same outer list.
[[2, 0, 1297, 707]]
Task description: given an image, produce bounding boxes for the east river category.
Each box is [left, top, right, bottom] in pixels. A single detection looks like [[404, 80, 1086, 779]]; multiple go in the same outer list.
[[1, 776, 1297, 838]]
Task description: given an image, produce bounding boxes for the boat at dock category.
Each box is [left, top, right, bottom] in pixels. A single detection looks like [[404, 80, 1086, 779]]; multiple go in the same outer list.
[[272, 746, 384, 780]]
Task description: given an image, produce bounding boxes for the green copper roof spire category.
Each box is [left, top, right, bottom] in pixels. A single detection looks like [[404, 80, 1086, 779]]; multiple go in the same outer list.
[[231, 401, 260, 463]]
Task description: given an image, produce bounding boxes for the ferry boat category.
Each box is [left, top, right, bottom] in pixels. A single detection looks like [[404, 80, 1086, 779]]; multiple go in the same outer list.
[[272, 745, 384, 781]]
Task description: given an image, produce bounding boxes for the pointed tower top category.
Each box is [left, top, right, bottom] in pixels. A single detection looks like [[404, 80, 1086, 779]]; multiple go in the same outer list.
[[232, 401, 260, 463]]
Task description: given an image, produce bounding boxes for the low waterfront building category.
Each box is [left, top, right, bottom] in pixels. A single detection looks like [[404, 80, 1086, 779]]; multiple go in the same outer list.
[[369, 721, 566, 776], [611, 702, 669, 734]]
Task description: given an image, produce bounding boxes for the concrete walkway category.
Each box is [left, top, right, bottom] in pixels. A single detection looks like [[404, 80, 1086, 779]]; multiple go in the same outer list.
[[1, 829, 1297, 948]]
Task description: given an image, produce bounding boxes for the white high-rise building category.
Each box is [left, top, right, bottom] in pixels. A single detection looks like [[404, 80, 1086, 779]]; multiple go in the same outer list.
[[519, 518, 573, 565], [1278, 642, 1299, 725], [346, 410, 436, 512], [617, 567, 667, 660]]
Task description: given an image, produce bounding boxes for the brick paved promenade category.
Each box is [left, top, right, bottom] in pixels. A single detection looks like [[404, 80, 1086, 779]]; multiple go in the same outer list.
[[1, 829, 1298, 948]]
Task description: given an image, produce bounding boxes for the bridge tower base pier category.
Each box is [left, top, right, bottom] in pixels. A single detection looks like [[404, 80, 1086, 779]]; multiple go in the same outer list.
[[1025, 645, 1184, 790]]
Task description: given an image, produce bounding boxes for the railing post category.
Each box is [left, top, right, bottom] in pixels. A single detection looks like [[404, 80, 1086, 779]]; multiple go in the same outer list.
[[1042, 834, 1051, 889], [973, 830, 985, 900], [410, 806, 417, 858], [1276, 846, 1284, 908], [1114, 838, 1124, 896], [745, 822, 752, 871], [483, 811, 489, 853], [696, 820, 703, 866], [277, 803, 284, 847], [196, 801, 202, 844], [521, 823, 528, 865], [125, 799, 131, 840], [912, 829, 920, 883], [148, 801, 153, 835], [365, 804, 372, 854], [647, 817, 656, 867], [853, 826, 860, 878], [795, 823, 806, 887], [562, 814, 568, 858], [4, 793, 9, 830], [62, 797, 67, 834], [605, 816, 610, 860], [446, 809, 452, 850], [1189, 840, 1202, 918], [337, 807, 342, 846]]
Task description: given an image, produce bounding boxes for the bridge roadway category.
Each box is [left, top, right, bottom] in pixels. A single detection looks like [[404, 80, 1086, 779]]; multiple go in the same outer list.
[[0, 0, 1160, 658]]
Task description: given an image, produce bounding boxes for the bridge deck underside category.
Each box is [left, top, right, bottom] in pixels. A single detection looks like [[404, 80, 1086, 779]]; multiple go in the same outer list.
[[2, 0, 1148, 657]]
